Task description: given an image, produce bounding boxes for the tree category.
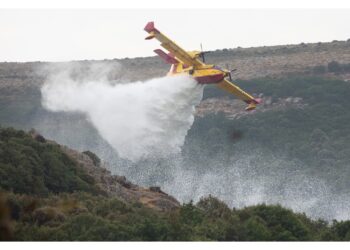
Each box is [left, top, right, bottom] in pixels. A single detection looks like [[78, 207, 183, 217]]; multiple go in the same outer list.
[[328, 61, 342, 73]]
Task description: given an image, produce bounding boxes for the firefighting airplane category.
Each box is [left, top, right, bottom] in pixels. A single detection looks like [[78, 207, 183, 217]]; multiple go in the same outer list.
[[144, 21, 261, 111]]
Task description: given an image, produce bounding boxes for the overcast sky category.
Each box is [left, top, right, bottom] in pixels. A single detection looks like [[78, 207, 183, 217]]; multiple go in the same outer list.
[[0, 9, 349, 62]]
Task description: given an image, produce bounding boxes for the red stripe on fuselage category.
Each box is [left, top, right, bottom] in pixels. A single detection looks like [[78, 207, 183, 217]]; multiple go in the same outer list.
[[195, 74, 224, 84]]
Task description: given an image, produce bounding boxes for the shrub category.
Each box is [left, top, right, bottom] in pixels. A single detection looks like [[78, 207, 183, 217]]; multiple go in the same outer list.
[[32, 206, 65, 226], [197, 195, 231, 219], [332, 221, 350, 240], [328, 61, 342, 73], [82, 150, 101, 167], [242, 216, 271, 241]]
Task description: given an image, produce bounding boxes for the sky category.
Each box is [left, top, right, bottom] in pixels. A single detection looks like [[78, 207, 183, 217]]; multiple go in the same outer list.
[[0, 9, 349, 62]]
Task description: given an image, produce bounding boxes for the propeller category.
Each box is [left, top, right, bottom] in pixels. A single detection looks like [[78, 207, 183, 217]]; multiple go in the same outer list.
[[229, 69, 237, 80], [225, 64, 237, 81], [200, 43, 205, 63], [214, 64, 237, 81]]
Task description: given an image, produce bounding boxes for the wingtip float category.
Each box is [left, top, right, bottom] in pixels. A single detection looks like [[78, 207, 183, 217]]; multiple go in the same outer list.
[[144, 21, 261, 111]]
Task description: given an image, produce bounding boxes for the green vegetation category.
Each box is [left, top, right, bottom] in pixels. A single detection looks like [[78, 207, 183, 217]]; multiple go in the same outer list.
[[2, 69, 350, 240], [0, 127, 102, 196], [1, 126, 350, 241], [1, 191, 350, 241], [312, 61, 350, 74], [327, 61, 350, 73], [193, 76, 350, 193]]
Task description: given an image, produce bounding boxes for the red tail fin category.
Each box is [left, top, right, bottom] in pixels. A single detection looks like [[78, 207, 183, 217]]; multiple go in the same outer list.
[[144, 21, 159, 33]]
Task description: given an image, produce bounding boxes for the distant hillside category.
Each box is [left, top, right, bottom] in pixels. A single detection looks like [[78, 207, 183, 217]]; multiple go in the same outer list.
[[0, 40, 350, 137], [1, 39, 350, 84]]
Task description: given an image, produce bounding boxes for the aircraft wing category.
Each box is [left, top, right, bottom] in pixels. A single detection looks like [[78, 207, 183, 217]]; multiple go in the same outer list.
[[217, 78, 261, 110], [144, 22, 204, 68]]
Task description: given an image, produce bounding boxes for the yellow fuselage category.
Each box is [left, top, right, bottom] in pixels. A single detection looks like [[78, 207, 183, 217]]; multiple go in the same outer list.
[[167, 53, 228, 84]]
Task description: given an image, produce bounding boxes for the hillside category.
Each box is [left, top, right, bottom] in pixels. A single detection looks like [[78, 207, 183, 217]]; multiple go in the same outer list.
[[0, 127, 179, 211], [1, 40, 350, 151], [1, 127, 350, 241], [1, 40, 350, 226], [1, 40, 350, 129]]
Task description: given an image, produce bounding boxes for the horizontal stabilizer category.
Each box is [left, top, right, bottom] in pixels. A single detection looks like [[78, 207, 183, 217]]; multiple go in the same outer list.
[[154, 49, 179, 64]]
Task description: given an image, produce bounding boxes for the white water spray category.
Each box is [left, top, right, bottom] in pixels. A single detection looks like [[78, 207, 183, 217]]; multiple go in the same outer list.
[[41, 64, 203, 162]]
